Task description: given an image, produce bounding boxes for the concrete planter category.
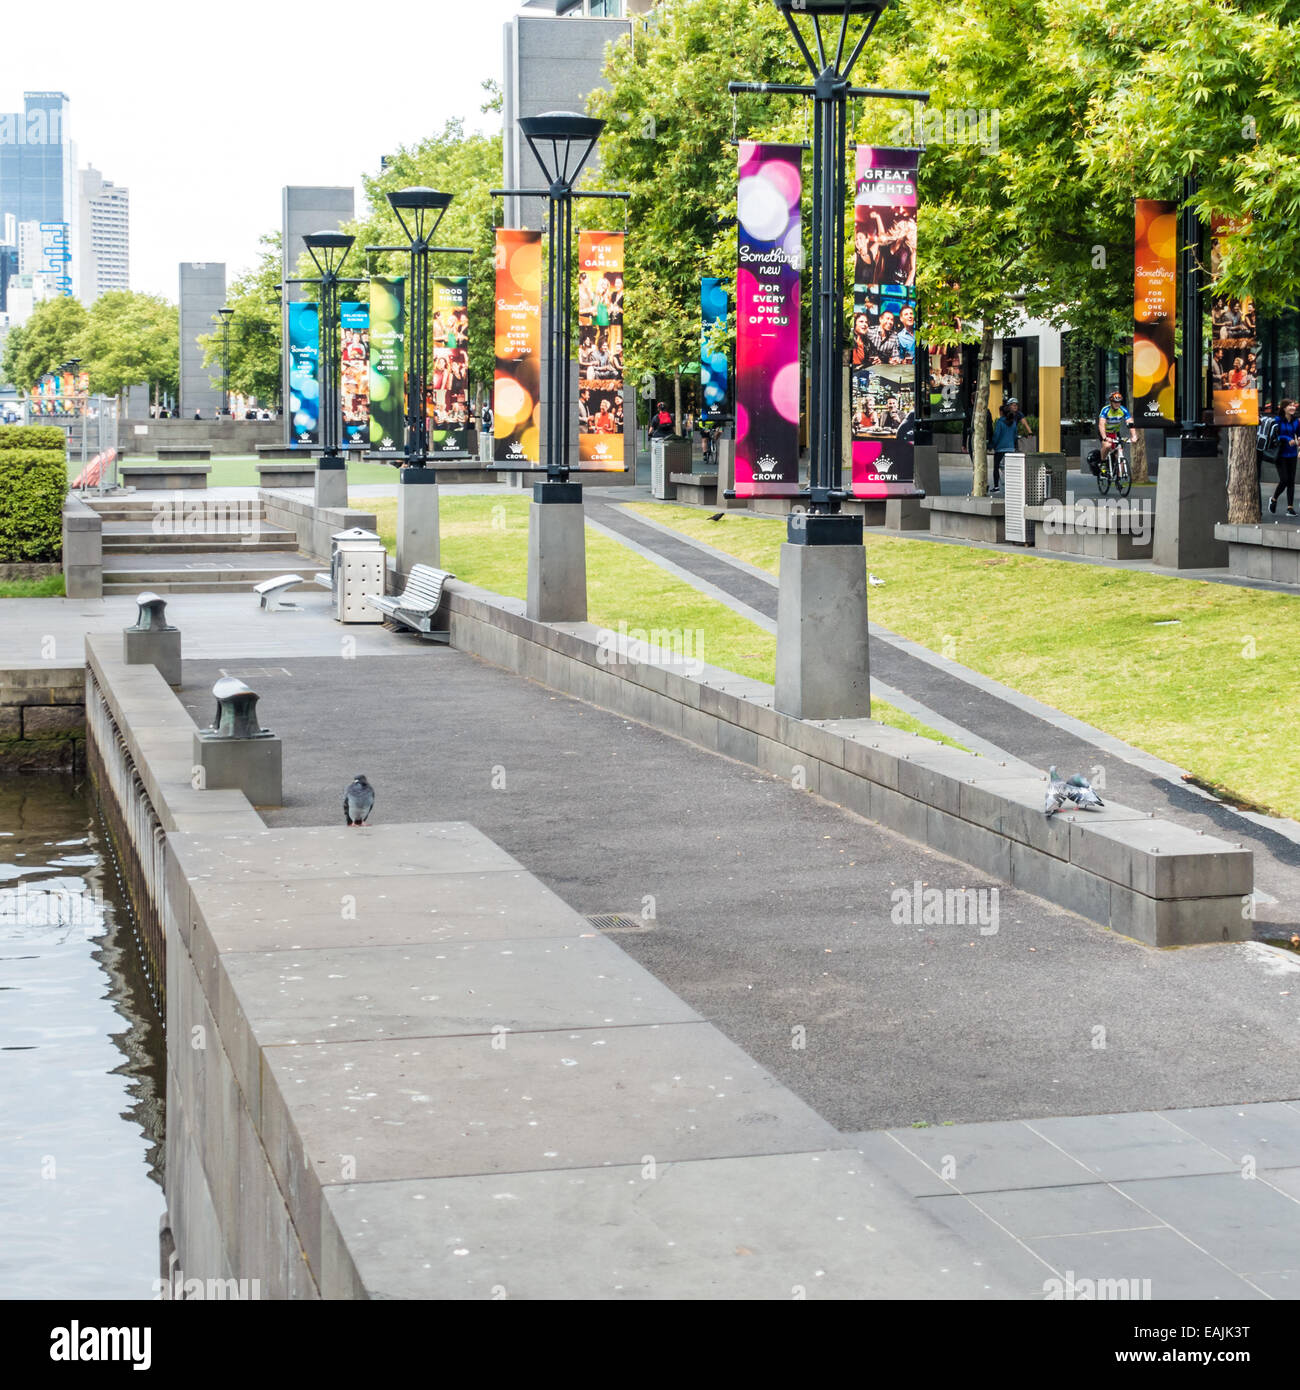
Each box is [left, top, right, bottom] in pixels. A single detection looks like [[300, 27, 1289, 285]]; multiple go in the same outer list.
[[921, 494, 1006, 543]]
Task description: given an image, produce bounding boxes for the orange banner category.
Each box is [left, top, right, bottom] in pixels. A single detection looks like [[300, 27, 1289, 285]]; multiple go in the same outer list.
[[1209, 216, 1259, 427], [1133, 199, 1176, 425], [493, 229, 541, 464], [577, 230, 626, 470]]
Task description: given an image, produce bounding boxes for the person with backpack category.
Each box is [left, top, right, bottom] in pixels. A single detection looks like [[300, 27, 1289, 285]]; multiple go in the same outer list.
[[1257, 400, 1279, 495], [1268, 399, 1299, 516], [650, 400, 675, 439]]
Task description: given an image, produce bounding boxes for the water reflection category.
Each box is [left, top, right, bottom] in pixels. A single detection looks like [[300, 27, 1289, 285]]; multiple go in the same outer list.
[[0, 774, 165, 1299]]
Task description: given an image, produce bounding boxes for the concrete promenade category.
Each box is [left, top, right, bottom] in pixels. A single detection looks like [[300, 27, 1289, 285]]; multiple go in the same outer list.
[[9, 500, 1300, 1296]]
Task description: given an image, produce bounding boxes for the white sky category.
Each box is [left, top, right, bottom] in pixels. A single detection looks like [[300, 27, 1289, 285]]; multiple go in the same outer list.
[[8, 0, 523, 299]]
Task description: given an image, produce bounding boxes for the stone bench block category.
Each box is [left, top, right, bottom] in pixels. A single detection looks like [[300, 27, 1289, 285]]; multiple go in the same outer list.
[[1108, 885, 1252, 948], [1068, 819, 1253, 900]]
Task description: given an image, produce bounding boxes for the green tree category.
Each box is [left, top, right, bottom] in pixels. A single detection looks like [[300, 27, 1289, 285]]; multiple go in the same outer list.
[[3, 296, 89, 390], [75, 290, 178, 403], [199, 232, 282, 407], [589, 1, 807, 427], [338, 119, 502, 400], [1070, 0, 1300, 521]]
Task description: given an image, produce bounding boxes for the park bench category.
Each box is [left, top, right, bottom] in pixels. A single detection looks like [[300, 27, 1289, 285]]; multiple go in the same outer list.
[[155, 445, 212, 461], [365, 563, 455, 642], [252, 574, 305, 611]]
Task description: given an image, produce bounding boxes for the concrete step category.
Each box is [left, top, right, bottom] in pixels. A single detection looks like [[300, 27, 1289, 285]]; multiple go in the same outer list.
[[103, 559, 325, 587], [102, 578, 317, 595], [102, 529, 294, 553]]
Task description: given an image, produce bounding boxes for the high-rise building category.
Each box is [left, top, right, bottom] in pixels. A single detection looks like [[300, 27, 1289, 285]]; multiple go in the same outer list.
[[78, 166, 129, 303], [0, 93, 75, 234]]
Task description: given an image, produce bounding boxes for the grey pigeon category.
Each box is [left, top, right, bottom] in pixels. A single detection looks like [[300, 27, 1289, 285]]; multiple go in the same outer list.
[[1063, 769, 1104, 809], [1044, 767, 1069, 817], [344, 774, 374, 827]]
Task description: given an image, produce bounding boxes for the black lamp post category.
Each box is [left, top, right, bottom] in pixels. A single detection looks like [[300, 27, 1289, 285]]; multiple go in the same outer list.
[[366, 187, 472, 468], [217, 306, 234, 417], [730, 0, 927, 531], [1177, 174, 1215, 455], [493, 111, 629, 486], [295, 231, 359, 466]]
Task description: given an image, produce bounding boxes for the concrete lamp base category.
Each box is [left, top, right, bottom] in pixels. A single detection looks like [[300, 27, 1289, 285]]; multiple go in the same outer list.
[[397, 468, 441, 575], [1153, 454, 1228, 569], [527, 483, 587, 623], [123, 627, 182, 689], [314, 458, 348, 509], [774, 514, 870, 721]]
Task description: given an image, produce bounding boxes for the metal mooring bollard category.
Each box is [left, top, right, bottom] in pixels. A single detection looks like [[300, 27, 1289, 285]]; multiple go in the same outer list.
[[122, 591, 182, 687], [193, 677, 282, 807]]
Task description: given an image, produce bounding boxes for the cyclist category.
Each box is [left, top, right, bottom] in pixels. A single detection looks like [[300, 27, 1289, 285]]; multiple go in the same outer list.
[[1097, 388, 1137, 478]]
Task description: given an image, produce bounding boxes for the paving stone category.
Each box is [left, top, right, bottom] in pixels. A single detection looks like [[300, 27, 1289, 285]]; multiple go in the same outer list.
[[1029, 1226, 1265, 1300], [884, 1121, 1096, 1193], [1027, 1112, 1240, 1181], [1161, 1102, 1300, 1169], [959, 1182, 1159, 1240], [321, 1150, 1020, 1300]]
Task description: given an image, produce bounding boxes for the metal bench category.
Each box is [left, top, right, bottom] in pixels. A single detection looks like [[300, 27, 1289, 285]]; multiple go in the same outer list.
[[313, 572, 332, 590], [365, 564, 455, 641], [253, 574, 305, 611]]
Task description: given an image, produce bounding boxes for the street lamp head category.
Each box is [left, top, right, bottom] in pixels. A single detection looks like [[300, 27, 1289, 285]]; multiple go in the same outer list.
[[386, 187, 453, 245], [774, 0, 890, 11], [302, 229, 355, 278], [217, 306, 234, 322], [519, 111, 606, 191]]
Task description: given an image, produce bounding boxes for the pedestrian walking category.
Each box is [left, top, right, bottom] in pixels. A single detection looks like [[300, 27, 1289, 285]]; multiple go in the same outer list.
[[1269, 399, 1299, 516]]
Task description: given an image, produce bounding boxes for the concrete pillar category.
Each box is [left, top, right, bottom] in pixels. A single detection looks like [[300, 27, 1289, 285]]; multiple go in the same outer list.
[[913, 443, 940, 498], [193, 732, 283, 808], [1153, 451, 1229, 569], [397, 471, 440, 576], [774, 516, 870, 720], [527, 482, 587, 623], [123, 628, 182, 688], [715, 437, 744, 510], [314, 459, 347, 509]]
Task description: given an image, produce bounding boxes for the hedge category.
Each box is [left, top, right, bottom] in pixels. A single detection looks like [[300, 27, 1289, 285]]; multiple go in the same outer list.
[[0, 425, 68, 452], [0, 446, 67, 561]]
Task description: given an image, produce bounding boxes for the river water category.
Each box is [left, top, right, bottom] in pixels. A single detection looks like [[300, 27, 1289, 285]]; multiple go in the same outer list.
[[0, 774, 166, 1300]]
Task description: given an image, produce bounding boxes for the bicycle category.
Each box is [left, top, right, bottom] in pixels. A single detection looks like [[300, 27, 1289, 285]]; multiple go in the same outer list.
[[1097, 435, 1133, 498], [702, 427, 719, 470]]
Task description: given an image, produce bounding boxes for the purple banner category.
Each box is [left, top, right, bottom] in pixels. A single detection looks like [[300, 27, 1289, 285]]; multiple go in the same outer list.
[[735, 142, 802, 497]]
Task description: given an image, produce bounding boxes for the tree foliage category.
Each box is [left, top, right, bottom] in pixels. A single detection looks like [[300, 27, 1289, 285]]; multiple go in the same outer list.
[[76, 290, 178, 400], [199, 232, 282, 406], [1, 297, 89, 390]]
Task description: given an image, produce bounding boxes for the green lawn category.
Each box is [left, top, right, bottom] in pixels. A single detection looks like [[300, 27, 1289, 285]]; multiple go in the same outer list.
[[353, 493, 961, 748], [625, 502, 1300, 821], [0, 573, 65, 597], [70, 455, 402, 488]]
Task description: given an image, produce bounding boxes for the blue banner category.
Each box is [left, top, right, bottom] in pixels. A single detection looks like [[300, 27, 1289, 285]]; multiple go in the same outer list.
[[701, 277, 729, 420], [340, 301, 369, 446], [288, 302, 320, 448]]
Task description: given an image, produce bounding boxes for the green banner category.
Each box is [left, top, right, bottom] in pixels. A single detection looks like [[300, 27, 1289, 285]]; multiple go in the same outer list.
[[368, 275, 405, 451]]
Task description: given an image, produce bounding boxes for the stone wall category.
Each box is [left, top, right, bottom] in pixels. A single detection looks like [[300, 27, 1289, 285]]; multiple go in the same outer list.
[[0, 666, 85, 771], [121, 418, 282, 457]]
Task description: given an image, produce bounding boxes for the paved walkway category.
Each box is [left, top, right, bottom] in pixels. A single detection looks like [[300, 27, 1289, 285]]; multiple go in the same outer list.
[[174, 627, 1300, 1297], [583, 493, 1300, 936]]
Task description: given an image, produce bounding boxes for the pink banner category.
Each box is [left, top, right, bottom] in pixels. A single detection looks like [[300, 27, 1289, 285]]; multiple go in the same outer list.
[[735, 142, 802, 497], [850, 145, 919, 499]]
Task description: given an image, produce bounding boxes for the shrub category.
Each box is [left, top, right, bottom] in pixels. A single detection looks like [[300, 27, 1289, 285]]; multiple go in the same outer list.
[[0, 425, 68, 452], [0, 447, 67, 561]]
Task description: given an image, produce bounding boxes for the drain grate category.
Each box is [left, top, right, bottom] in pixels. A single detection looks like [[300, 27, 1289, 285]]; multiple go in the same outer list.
[[586, 913, 652, 934]]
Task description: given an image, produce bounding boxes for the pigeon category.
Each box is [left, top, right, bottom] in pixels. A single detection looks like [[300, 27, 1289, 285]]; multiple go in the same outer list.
[[868, 573, 885, 587], [708, 512, 725, 522], [1061, 768, 1105, 809], [1044, 768, 1069, 817], [343, 774, 375, 827]]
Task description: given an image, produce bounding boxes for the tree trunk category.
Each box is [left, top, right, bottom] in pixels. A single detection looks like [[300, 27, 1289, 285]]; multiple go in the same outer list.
[[1130, 428, 1149, 485], [971, 322, 994, 497], [673, 369, 682, 436], [1226, 424, 1261, 524]]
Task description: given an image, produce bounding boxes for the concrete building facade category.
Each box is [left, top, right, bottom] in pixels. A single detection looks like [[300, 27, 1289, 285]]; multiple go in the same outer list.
[[78, 166, 129, 303], [178, 262, 226, 419], [280, 186, 355, 447]]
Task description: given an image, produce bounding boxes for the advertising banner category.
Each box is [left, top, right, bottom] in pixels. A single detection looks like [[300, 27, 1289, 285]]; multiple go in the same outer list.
[[287, 301, 320, 448], [1133, 199, 1177, 425], [1209, 216, 1259, 427], [39, 222, 72, 297], [735, 142, 802, 497], [850, 146, 919, 498], [428, 276, 471, 456], [927, 342, 964, 419], [494, 229, 542, 465], [577, 231, 626, 470], [701, 277, 729, 421], [368, 276, 404, 451], [340, 301, 370, 447]]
